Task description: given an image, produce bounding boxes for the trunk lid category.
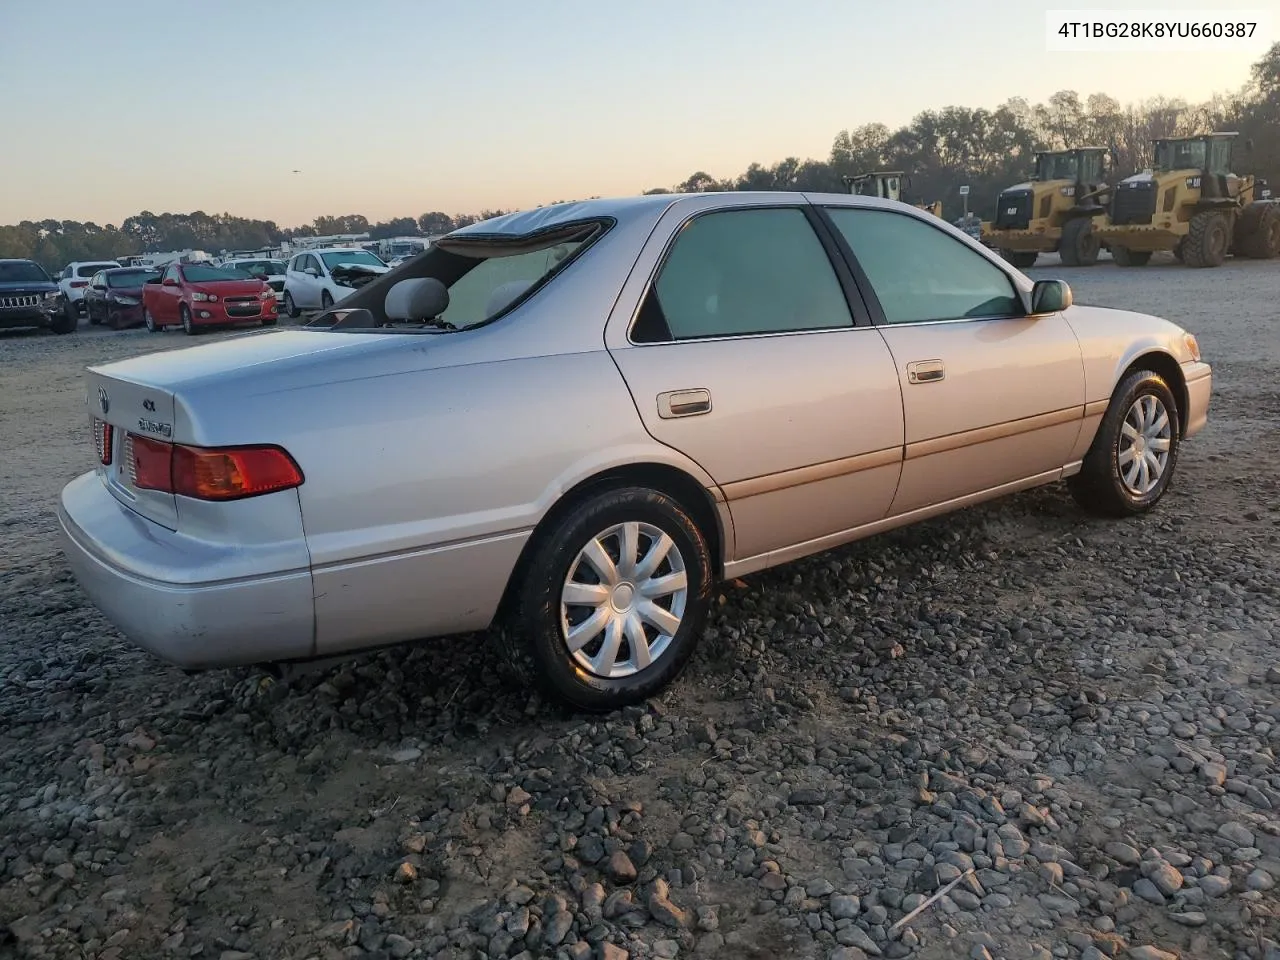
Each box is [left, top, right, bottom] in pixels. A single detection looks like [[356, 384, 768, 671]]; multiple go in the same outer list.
[[86, 369, 181, 530]]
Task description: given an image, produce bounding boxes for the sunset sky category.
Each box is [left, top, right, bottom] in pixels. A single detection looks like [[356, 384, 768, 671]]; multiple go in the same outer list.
[[0, 0, 1266, 227]]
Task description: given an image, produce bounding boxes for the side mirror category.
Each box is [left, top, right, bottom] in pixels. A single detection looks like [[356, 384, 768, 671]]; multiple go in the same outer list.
[[92, 283, 106, 291], [145, 277, 161, 285], [304, 267, 319, 277], [162, 277, 179, 287], [1030, 279, 1072, 314]]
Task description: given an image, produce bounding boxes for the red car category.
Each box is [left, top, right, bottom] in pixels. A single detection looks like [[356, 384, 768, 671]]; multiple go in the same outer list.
[[141, 261, 278, 335]]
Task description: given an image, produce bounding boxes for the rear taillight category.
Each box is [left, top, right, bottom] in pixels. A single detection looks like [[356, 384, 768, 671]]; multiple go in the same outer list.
[[123, 432, 303, 501], [93, 418, 113, 465]]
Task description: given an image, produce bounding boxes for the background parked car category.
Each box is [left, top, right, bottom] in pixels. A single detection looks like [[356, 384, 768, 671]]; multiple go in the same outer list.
[[0, 258, 73, 334], [83, 267, 162, 329], [141, 261, 278, 335], [58, 261, 123, 321], [221, 258, 288, 309], [282, 248, 390, 317]]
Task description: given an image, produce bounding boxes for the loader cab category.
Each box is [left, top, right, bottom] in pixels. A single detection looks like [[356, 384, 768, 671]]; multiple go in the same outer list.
[[842, 171, 904, 203], [1152, 132, 1237, 199], [1033, 147, 1107, 191]]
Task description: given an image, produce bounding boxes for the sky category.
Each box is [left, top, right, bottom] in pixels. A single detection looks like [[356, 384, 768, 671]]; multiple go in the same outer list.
[[0, 0, 1268, 228]]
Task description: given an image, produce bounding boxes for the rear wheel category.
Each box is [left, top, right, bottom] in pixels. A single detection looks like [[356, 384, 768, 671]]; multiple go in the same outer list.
[[1059, 217, 1100, 266], [1182, 211, 1228, 267], [497, 486, 714, 712], [1111, 245, 1152, 267], [1239, 203, 1280, 259], [1068, 369, 1180, 518], [1000, 249, 1038, 268], [181, 304, 196, 335]]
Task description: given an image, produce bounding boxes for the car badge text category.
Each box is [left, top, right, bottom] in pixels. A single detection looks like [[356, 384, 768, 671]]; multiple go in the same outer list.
[[137, 419, 173, 438], [98, 387, 109, 415]]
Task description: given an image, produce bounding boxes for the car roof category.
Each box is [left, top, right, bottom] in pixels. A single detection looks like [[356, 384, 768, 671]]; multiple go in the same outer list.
[[0, 258, 40, 264]]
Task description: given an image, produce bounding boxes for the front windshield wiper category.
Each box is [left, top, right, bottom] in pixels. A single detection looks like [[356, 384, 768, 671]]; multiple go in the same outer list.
[[377, 316, 459, 332]]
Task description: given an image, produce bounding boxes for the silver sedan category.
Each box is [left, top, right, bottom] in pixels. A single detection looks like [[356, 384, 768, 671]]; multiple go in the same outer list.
[[58, 191, 1211, 711]]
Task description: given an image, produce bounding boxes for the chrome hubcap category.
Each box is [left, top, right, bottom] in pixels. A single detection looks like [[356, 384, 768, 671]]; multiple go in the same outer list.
[[1118, 394, 1172, 495], [560, 521, 688, 679]]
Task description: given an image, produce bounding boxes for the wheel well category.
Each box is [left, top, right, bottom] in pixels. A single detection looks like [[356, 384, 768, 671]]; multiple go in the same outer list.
[[491, 463, 726, 627], [1125, 351, 1188, 437]]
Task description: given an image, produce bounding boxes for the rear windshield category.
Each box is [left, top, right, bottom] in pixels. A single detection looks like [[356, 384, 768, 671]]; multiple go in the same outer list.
[[78, 263, 115, 277], [0, 261, 50, 283], [108, 270, 161, 288], [310, 221, 605, 333], [183, 264, 253, 282]]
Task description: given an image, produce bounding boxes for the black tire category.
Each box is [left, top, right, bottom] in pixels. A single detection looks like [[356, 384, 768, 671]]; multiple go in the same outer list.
[[1111, 245, 1152, 267], [320, 290, 334, 310], [1058, 217, 1100, 267], [283, 291, 300, 318], [1182, 211, 1228, 268], [497, 486, 714, 713], [62, 301, 78, 327], [1239, 203, 1280, 259], [181, 304, 196, 335], [1000, 249, 1038, 268], [88, 305, 102, 325], [1068, 369, 1181, 518], [48, 311, 77, 335], [1171, 239, 1184, 262], [144, 307, 159, 332]]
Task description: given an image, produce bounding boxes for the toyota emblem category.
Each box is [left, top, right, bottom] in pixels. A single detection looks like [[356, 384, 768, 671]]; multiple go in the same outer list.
[[98, 386, 109, 415]]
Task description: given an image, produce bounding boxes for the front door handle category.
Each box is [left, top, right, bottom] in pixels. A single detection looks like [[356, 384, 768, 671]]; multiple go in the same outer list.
[[906, 360, 945, 384], [657, 388, 712, 419]]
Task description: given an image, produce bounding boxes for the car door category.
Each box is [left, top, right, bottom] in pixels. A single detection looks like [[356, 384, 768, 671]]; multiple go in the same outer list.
[[285, 255, 307, 307], [299, 254, 322, 307], [603, 199, 905, 566], [820, 204, 1086, 515], [159, 263, 184, 322], [85, 272, 104, 321]]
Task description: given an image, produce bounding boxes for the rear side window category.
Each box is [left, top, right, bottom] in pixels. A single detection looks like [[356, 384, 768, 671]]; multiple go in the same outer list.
[[77, 264, 106, 277], [634, 207, 853, 342], [826, 208, 1023, 324]]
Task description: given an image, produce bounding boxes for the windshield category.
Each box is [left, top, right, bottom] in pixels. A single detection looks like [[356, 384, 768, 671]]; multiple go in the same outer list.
[[183, 264, 254, 283], [0, 261, 50, 283], [1155, 140, 1207, 171], [232, 260, 286, 276], [1035, 153, 1078, 181], [320, 251, 386, 270], [108, 270, 161, 288]]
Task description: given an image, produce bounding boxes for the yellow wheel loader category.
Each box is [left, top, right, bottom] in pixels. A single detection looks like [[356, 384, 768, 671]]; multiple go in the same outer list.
[[1094, 132, 1280, 268], [984, 147, 1113, 269], [842, 171, 943, 218]]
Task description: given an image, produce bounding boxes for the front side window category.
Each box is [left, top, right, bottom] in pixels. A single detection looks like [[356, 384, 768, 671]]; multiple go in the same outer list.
[[163, 264, 181, 283], [827, 208, 1023, 324], [108, 270, 160, 288], [634, 207, 853, 342]]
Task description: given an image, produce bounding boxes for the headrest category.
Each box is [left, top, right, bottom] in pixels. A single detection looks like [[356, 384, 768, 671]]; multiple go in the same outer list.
[[486, 280, 533, 317], [385, 277, 449, 320]]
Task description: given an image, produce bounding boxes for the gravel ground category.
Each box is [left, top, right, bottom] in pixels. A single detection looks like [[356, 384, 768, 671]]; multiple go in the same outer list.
[[2, 255, 1279, 960]]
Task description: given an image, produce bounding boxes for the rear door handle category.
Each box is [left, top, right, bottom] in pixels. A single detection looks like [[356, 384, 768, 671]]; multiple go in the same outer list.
[[906, 360, 945, 384], [657, 388, 712, 418]]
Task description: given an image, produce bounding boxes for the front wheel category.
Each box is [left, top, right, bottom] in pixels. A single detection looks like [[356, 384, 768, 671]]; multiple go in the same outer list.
[[181, 304, 196, 336], [283, 291, 300, 318], [320, 290, 334, 310], [1068, 369, 1180, 518], [498, 486, 714, 712], [48, 311, 77, 335], [1059, 217, 1100, 267], [144, 307, 159, 332], [1111, 246, 1152, 267]]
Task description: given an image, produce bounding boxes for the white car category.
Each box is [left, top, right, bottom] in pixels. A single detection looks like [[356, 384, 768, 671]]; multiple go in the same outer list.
[[222, 258, 289, 307], [60, 261, 126, 317], [282, 248, 390, 317]]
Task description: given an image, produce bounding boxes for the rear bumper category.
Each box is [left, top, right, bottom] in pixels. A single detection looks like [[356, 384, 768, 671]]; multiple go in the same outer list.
[[57, 471, 315, 668], [1182, 360, 1212, 439]]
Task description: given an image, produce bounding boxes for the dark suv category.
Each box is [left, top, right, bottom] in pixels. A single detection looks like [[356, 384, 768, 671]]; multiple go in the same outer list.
[[0, 259, 74, 334]]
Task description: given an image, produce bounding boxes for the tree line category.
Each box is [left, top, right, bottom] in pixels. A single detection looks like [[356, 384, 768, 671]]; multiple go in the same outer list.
[[2, 43, 1276, 273]]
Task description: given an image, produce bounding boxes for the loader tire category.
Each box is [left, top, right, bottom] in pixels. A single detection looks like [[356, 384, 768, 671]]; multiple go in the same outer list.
[[1059, 217, 1101, 266], [1238, 203, 1280, 259], [1111, 245, 1151, 267], [1001, 249, 1038, 268], [1182, 211, 1229, 268]]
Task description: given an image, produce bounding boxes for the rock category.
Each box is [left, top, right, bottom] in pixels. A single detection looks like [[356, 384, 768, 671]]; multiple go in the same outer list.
[[650, 895, 690, 929], [1218, 822, 1255, 848], [1127, 948, 1178, 960], [830, 894, 860, 919], [1148, 862, 1184, 896], [1200, 762, 1227, 785], [1105, 842, 1142, 866], [1248, 869, 1276, 891], [598, 944, 630, 960], [1199, 875, 1231, 897], [384, 934, 414, 958], [545, 910, 573, 946], [830, 949, 869, 960], [608, 851, 638, 883]]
